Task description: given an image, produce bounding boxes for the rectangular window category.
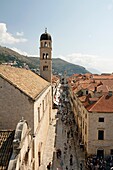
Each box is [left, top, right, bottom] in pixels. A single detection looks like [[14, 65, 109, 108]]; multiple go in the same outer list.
[[99, 117, 104, 122], [110, 149, 113, 155], [43, 66, 48, 71], [98, 130, 104, 140], [42, 100, 44, 114], [38, 107, 40, 123], [86, 90, 88, 95], [85, 125, 87, 134], [85, 114, 87, 119]]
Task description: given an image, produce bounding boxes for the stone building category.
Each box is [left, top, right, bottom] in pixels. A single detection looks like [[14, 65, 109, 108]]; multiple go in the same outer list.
[[68, 73, 113, 158], [0, 30, 53, 170]]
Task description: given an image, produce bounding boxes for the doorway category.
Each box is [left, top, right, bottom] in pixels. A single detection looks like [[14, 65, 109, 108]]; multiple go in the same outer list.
[[97, 149, 104, 158], [38, 152, 41, 166]]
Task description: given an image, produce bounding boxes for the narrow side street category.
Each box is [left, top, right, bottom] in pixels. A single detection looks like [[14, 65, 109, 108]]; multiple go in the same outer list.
[[41, 84, 85, 170]]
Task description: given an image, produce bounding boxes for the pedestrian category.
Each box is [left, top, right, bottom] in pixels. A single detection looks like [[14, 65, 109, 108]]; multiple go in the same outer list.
[[80, 162, 83, 170], [69, 141, 71, 150], [47, 162, 51, 170], [70, 154, 73, 166], [60, 159, 63, 167], [64, 151, 66, 159], [66, 166, 68, 170], [56, 149, 61, 159]]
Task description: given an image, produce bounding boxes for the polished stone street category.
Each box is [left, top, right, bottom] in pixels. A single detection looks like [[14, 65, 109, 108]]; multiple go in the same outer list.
[[40, 85, 85, 170]]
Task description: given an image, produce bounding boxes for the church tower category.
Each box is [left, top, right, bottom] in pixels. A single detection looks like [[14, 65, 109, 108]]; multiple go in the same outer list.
[[40, 29, 52, 83]]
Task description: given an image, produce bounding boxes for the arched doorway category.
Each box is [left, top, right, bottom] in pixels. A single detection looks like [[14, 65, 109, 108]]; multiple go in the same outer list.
[[97, 148, 104, 158]]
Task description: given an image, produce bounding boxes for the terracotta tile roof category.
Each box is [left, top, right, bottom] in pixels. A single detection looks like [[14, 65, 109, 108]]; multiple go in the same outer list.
[[97, 85, 109, 92], [71, 73, 81, 78], [79, 96, 87, 102], [0, 65, 50, 100], [96, 80, 113, 92], [101, 80, 113, 89], [93, 75, 113, 80], [87, 93, 113, 113], [0, 130, 15, 170]]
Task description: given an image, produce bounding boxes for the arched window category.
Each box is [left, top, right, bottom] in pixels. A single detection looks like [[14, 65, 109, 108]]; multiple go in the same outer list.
[[46, 53, 49, 59], [43, 66, 48, 71], [44, 42, 47, 47], [43, 53, 45, 59]]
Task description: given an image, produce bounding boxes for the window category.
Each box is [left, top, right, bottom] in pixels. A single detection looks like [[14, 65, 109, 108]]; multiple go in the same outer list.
[[85, 114, 87, 119], [44, 42, 47, 47], [46, 53, 49, 59], [99, 117, 104, 122], [86, 90, 88, 95], [110, 149, 113, 155], [43, 53, 45, 59], [43, 66, 48, 71], [98, 130, 104, 140], [85, 125, 87, 134], [42, 100, 44, 114], [97, 150, 104, 158], [38, 107, 40, 123]]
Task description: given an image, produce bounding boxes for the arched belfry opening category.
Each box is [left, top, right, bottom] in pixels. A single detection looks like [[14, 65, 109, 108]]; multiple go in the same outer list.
[[39, 29, 52, 83]]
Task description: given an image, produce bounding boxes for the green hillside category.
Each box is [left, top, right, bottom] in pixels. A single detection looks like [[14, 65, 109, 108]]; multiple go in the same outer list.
[[0, 46, 89, 76]]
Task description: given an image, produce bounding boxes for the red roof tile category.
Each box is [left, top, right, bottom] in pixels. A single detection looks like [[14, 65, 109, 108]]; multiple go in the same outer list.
[[88, 93, 113, 113], [0, 130, 15, 170], [0, 65, 50, 100]]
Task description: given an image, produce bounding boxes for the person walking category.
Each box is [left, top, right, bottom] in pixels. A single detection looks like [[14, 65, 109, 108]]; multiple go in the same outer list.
[[80, 162, 83, 170], [47, 162, 51, 170], [66, 166, 68, 170], [70, 154, 73, 166]]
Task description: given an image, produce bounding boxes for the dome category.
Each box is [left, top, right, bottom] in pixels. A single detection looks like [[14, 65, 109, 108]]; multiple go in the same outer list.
[[40, 29, 52, 41]]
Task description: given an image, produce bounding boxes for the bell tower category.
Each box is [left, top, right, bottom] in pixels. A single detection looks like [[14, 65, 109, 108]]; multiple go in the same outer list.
[[40, 28, 52, 83]]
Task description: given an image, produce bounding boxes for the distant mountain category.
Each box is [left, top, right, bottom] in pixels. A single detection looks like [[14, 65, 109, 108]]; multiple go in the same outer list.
[[87, 67, 101, 74], [0, 46, 89, 76]]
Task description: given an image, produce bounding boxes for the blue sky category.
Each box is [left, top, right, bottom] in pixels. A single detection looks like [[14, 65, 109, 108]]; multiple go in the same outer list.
[[0, 0, 113, 73]]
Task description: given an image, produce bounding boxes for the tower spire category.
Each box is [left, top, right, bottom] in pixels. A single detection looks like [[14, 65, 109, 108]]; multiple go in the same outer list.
[[45, 28, 47, 33]]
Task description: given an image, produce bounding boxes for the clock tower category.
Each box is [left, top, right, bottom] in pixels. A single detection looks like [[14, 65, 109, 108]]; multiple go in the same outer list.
[[40, 29, 52, 83]]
